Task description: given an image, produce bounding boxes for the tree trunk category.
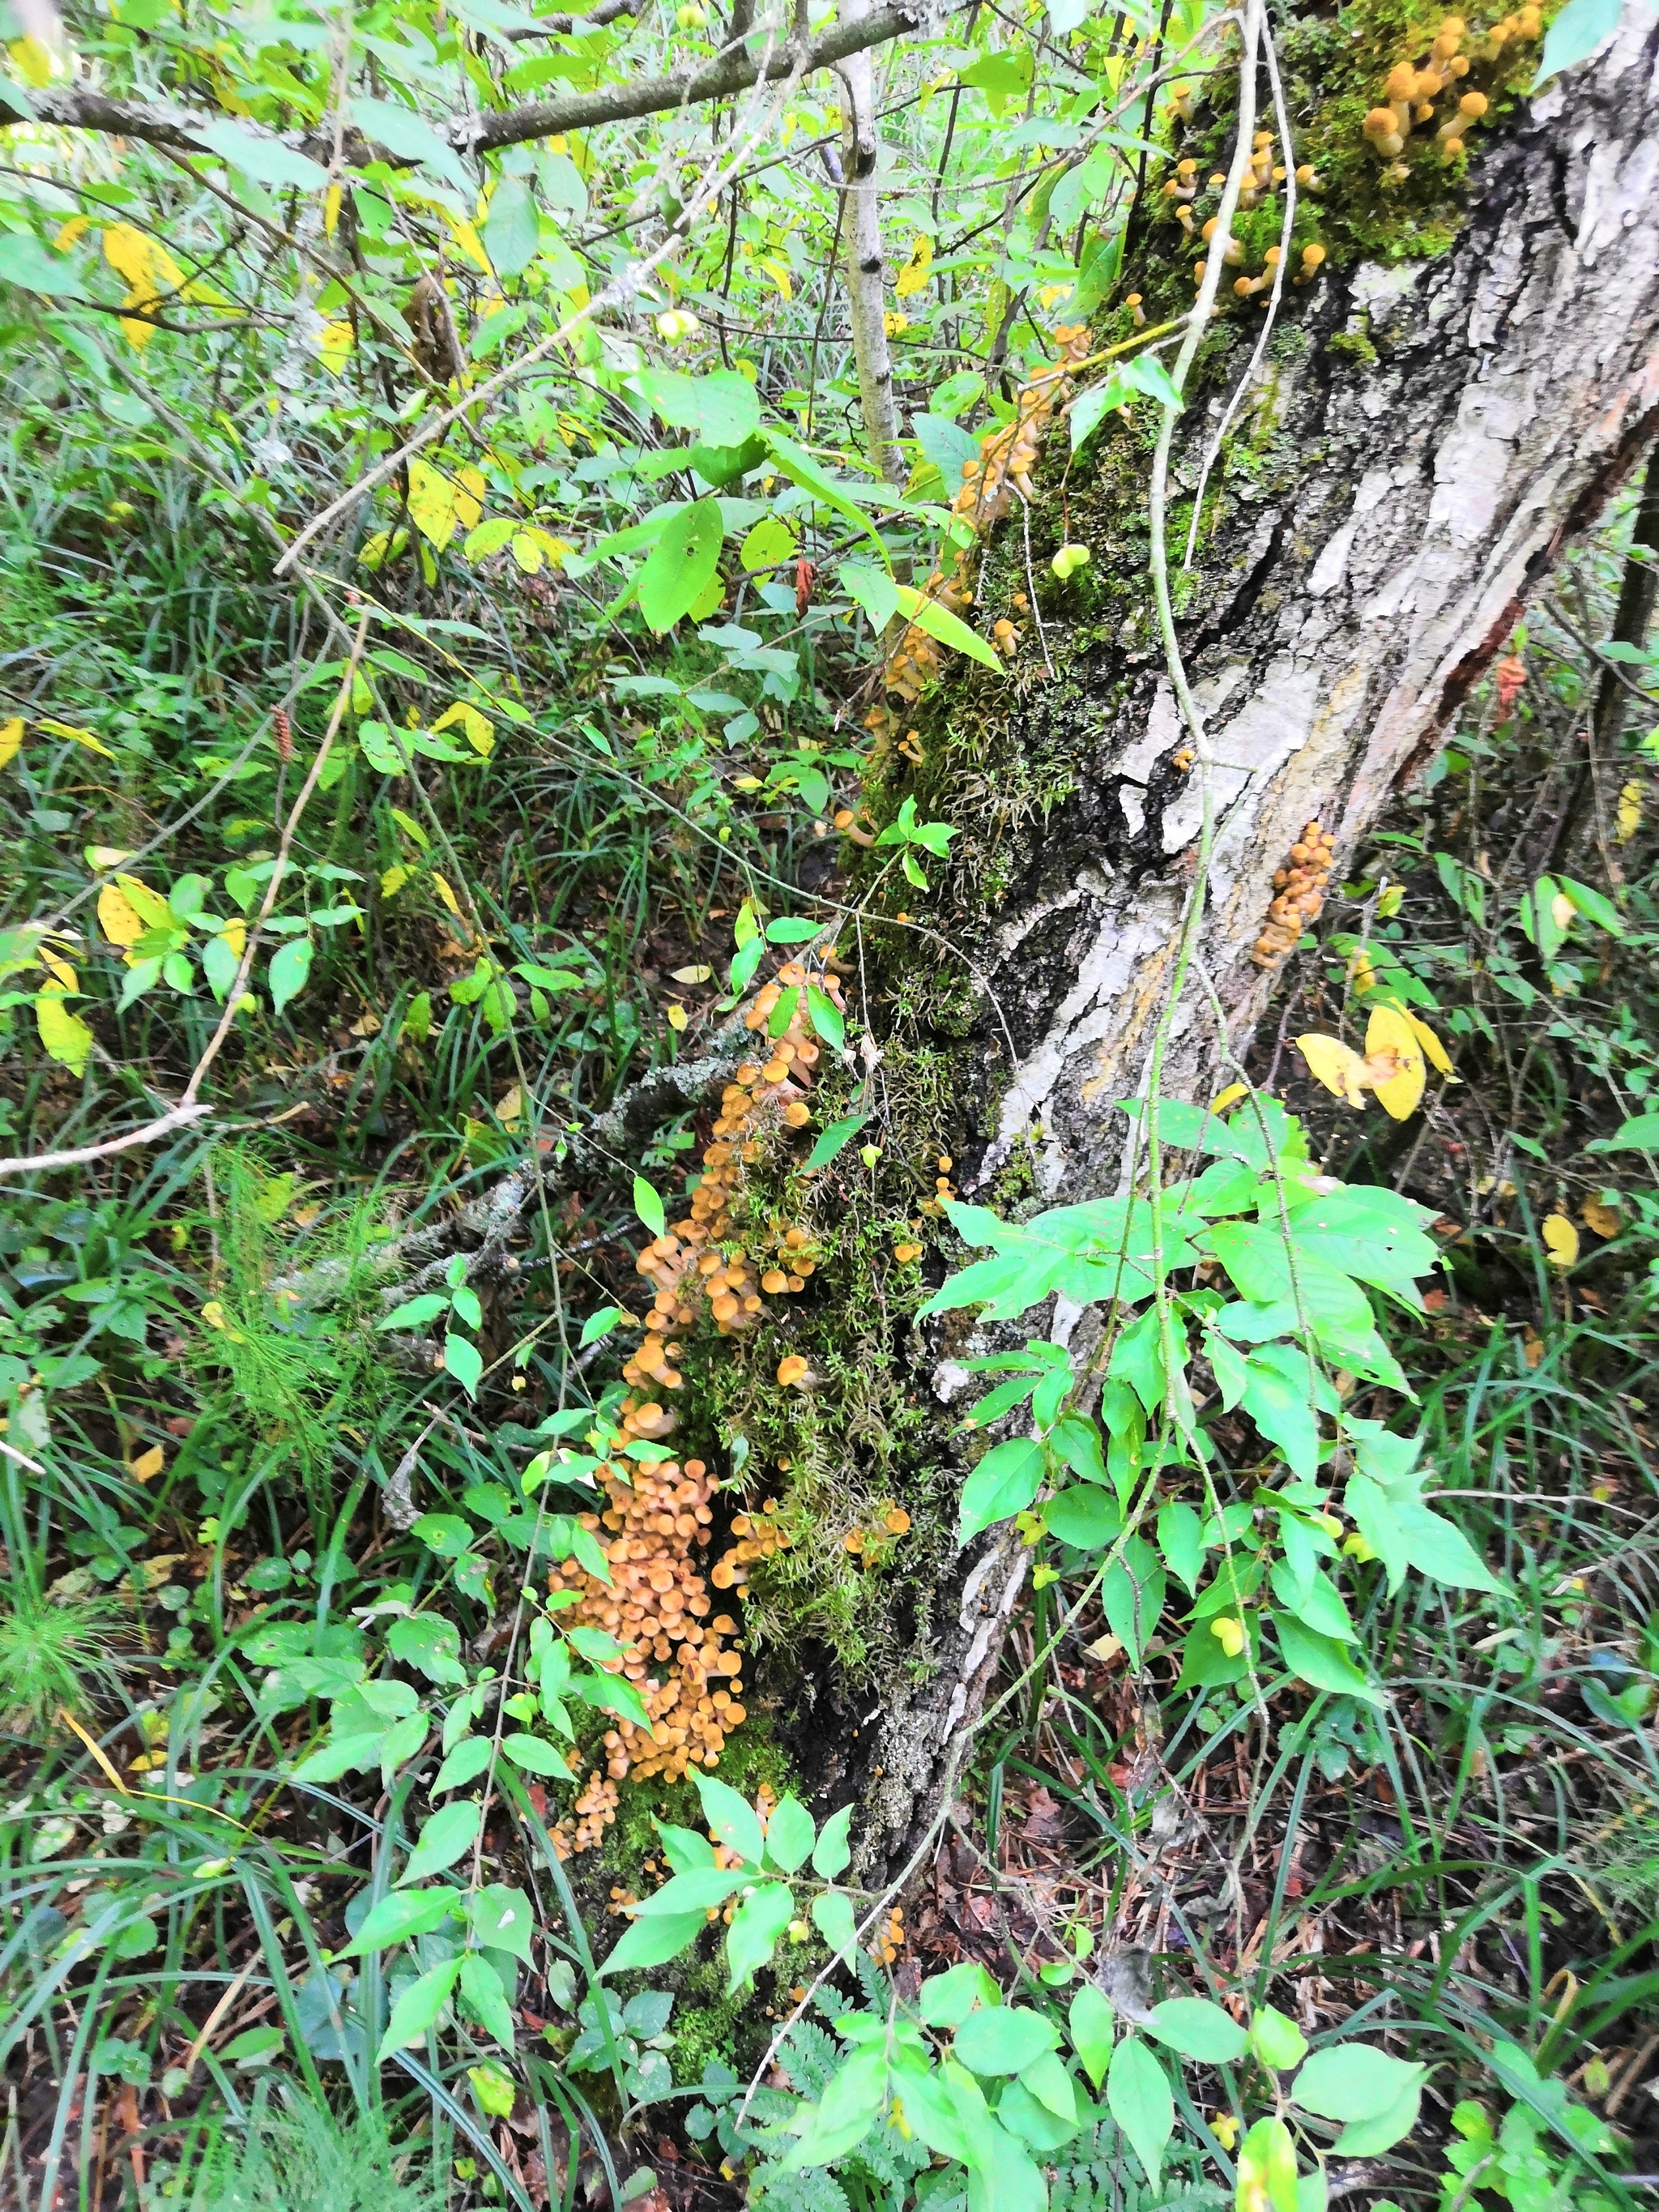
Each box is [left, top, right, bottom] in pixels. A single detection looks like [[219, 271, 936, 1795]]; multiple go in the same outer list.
[[822, 5, 1659, 1874]]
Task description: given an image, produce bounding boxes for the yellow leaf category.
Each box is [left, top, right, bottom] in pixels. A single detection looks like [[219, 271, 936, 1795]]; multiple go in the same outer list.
[[1582, 1198, 1621, 1238], [86, 845, 131, 868], [448, 216, 493, 275], [200, 1300, 227, 1330], [0, 718, 22, 768], [1295, 1032, 1370, 1109], [102, 222, 153, 292], [317, 319, 353, 374], [667, 1002, 688, 1031], [219, 918, 246, 959], [381, 864, 412, 899], [323, 182, 342, 239], [116, 874, 173, 929], [1618, 779, 1642, 843], [37, 717, 116, 759], [9, 35, 55, 85], [407, 457, 458, 549], [1542, 1212, 1580, 1268], [1401, 1006, 1456, 1078], [495, 1084, 522, 1126], [757, 255, 793, 301], [1364, 1001, 1426, 1120], [433, 700, 493, 756], [1550, 890, 1575, 932], [894, 233, 933, 299], [510, 529, 544, 574], [118, 307, 157, 352], [54, 216, 91, 252], [130, 1445, 164, 1482], [1346, 947, 1376, 994], [454, 465, 485, 531], [98, 883, 145, 949], [432, 873, 463, 918], [670, 963, 712, 984], [34, 989, 92, 1075], [38, 950, 77, 993], [1210, 1082, 1247, 1112]]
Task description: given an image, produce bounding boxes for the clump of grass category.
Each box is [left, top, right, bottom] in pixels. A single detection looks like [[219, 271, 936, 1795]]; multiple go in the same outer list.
[[0, 1586, 124, 1740], [185, 2096, 443, 2212]]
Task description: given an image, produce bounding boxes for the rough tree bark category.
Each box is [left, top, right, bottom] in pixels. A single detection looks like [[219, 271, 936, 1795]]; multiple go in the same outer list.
[[837, 0, 906, 485], [823, 4, 1659, 1876]]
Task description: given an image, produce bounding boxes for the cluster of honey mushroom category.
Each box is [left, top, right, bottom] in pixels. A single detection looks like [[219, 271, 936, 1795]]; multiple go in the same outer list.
[[1362, 10, 1540, 177], [881, 324, 1094, 709], [1252, 820, 1337, 967], [543, 1447, 786, 1853], [623, 960, 840, 1399], [1171, 130, 1328, 300]]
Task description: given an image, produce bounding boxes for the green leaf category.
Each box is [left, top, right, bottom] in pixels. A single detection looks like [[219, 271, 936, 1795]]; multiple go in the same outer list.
[[1043, 1485, 1122, 1550], [1069, 378, 1128, 452], [765, 1795, 816, 1873], [0, 231, 87, 297], [636, 367, 761, 447], [804, 1112, 868, 1171], [1018, 2050, 1079, 2124], [919, 1960, 1001, 2029], [1590, 1110, 1659, 1152], [1157, 1500, 1206, 1595], [1332, 2075, 1422, 2156], [1537, 0, 1621, 79], [633, 1177, 667, 1241], [458, 1949, 518, 2047], [387, 1613, 467, 1685], [376, 1293, 450, 1332], [954, 2005, 1059, 2076], [1050, 1412, 1106, 1485], [761, 430, 889, 562], [291, 1732, 388, 1783], [637, 500, 723, 633], [959, 1436, 1045, 1543], [806, 985, 845, 1051], [1107, 2035, 1172, 2189], [444, 1333, 483, 1396], [787, 2048, 888, 2169], [1273, 1616, 1383, 1706], [694, 1773, 766, 1864], [810, 1804, 853, 1878], [352, 95, 473, 193], [1121, 353, 1185, 411], [411, 1512, 474, 1558], [483, 175, 539, 276], [726, 1879, 795, 1992], [1237, 2116, 1299, 2212], [197, 118, 329, 190], [268, 936, 313, 1018], [339, 1885, 460, 1957], [377, 1955, 463, 2060], [1068, 1984, 1115, 2090], [1396, 1501, 1499, 1592], [811, 1888, 858, 1960], [399, 1800, 480, 1886], [1290, 2043, 1426, 2124], [632, 1866, 748, 1916], [501, 1732, 570, 1776], [893, 583, 1003, 675], [1144, 1996, 1247, 2062], [469, 1883, 535, 1962], [600, 1910, 706, 1975], [1249, 2005, 1308, 2073]]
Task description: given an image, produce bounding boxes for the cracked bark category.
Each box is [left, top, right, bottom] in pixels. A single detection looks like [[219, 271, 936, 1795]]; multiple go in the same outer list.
[[836, 8, 1659, 1876]]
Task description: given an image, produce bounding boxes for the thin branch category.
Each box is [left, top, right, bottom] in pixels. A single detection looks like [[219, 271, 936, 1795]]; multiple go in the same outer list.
[[29, 2, 919, 162]]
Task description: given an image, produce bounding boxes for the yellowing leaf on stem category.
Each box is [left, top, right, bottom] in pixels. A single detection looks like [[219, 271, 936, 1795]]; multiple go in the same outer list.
[[97, 883, 145, 948], [130, 1445, 164, 1482], [35, 989, 92, 1075], [317, 320, 353, 374], [1542, 1213, 1580, 1268], [433, 700, 494, 756], [1364, 1001, 1426, 1121], [432, 873, 463, 919], [1402, 1006, 1456, 1078], [54, 217, 91, 253], [1618, 779, 1642, 842], [0, 718, 22, 768], [1210, 1082, 1247, 1112], [116, 875, 172, 929], [37, 717, 115, 759], [323, 182, 342, 239], [407, 458, 458, 549], [38, 949, 77, 993], [1582, 1198, 1621, 1238], [447, 216, 493, 276], [1296, 1032, 1370, 1108], [454, 465, 486, 532], [893, 233, 933, 298]]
